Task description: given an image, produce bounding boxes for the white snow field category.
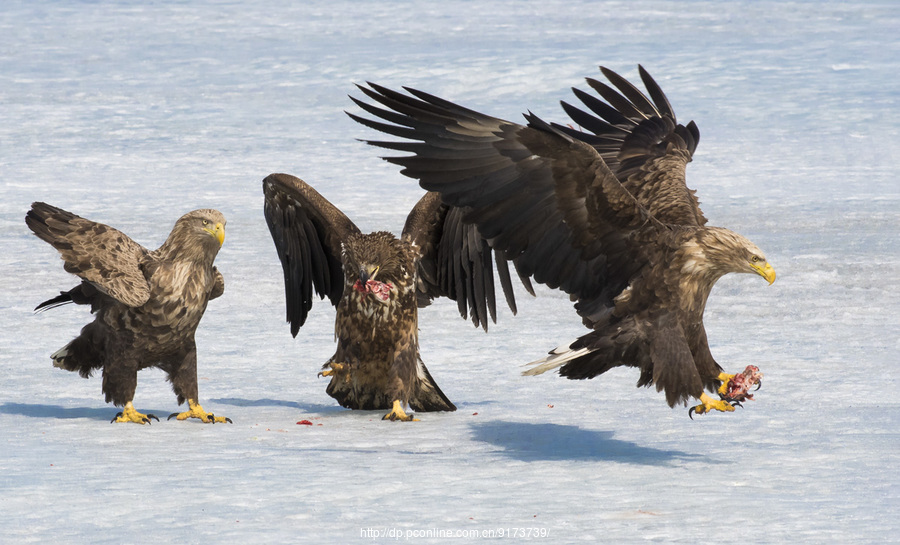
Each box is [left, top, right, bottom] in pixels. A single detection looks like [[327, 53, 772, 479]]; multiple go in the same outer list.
[[1, 1, 898, 543]]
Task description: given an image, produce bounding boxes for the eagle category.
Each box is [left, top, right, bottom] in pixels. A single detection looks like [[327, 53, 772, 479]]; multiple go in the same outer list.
[[26, 202, 230, 424], [262, 173, 525, 421], [348, 65, 776, 417]]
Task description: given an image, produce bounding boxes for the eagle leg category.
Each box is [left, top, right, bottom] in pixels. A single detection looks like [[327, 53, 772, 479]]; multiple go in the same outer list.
[[111, 402, 159, 425], [382, 400, 419, 422], [318, 362, 351, 384], [167, 399, 232, 424], [688, 393, 737, 420], [716, 372, 736, 390]]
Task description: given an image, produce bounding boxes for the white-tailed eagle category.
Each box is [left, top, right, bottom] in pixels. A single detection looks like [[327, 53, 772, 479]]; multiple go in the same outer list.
[[27, 202, 230, 424], [349, 65, 775, 417], [263, 173, 526, 421]]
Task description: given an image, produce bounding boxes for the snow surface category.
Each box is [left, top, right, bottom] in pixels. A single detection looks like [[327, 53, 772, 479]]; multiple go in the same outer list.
[[1, 1, 898, 543]]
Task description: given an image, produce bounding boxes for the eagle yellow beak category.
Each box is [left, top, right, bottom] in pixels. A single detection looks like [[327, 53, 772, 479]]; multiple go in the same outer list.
[[205, 222, 225, 246], [752, 261, 776, 285], [359, 264, 379, 283]]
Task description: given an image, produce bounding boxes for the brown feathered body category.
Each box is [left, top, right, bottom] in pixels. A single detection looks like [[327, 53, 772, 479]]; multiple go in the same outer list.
[[350, 65, 775, 410], [328, 232, 444, 410], [263, 173, 524, 415], [27, 203, 225, 408]]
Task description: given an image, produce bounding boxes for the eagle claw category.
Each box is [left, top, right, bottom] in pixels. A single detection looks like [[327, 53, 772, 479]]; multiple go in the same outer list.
[[111, 404, 158, 425], [319, 362, 351, 384], [718, 395, 744, 409], [205, 413, 233, 424], [688, 393, 738, 420], [167, 400, 232, 424], [382, 400, 419, 422]]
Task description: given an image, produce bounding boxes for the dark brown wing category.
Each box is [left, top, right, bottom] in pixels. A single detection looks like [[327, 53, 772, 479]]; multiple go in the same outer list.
[[348, 83, 667, 326], [554, 65, 706, 226], [34, 281, 111, 313], [401, 191, 531, 331], [26, 202, 151, 307], [263, 173, 361, 336]]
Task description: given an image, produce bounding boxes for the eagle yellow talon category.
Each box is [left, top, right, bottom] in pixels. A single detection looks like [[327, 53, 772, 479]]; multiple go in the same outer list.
[[382, 400, 419, 422], [688, 393, 736, 419], [318, 362, 351, 383], [167, 399, 232, 424], [716, 372, 736, 396], [111, 402, 159, 424]]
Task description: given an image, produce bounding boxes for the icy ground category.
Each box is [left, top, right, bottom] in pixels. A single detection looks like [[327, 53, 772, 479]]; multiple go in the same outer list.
[[1, 1, 898, 543]]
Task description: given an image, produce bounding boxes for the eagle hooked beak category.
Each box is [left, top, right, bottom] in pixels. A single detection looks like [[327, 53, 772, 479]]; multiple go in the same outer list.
[[359, 264, 379, 284], [751, 260, 776, 285], [205, 222, 225, 247]]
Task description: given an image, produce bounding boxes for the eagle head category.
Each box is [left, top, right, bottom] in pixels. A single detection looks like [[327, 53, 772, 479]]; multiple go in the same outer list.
[[343, 231, 407, 304], [162, 209, 226, 260], [695, 227, 776, 284]]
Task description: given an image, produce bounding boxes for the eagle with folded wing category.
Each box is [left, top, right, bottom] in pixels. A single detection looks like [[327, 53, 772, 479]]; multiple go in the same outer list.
[[27, 202, 229, 424], [263, 173, 525, 421], [350, 65, 776, 417]]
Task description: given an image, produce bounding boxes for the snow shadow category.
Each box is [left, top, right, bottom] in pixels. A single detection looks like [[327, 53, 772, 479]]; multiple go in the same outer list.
[[470, 420, 692, 465], [0, 402, 154, 421], [212, 397, 345, 413], [0, 399, 344, 421]]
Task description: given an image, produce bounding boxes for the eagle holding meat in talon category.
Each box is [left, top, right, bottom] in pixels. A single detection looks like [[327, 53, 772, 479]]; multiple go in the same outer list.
[[349, 65, 775, 418], [263, 173, 526, 421], [26, 202, 230, 424]]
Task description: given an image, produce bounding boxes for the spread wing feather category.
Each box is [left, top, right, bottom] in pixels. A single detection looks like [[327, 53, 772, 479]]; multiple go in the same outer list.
[[553, 65, 706, 227], [402, 191, 529, 330], [25, 202, 151, 307], [349, 81, 667, 325], [263, 173, 360, 336]]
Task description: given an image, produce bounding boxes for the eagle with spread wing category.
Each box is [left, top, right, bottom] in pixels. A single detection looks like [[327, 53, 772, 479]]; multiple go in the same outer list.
[[349, 65, 776, 417], [263, 173, 525, 421], [27, 202, 230, 424]]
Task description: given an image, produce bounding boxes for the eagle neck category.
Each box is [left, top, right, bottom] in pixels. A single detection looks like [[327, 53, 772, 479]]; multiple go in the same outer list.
[[674, 237, 725, 317], [156, 231, 218, 265]]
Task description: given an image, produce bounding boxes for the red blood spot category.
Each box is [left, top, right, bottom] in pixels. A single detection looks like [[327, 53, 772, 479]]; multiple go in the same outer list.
[[721, 365, 763, 402], [297, 420, 313, 426], [472, 412, 478, 416], [353, 279, 392, 301]]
